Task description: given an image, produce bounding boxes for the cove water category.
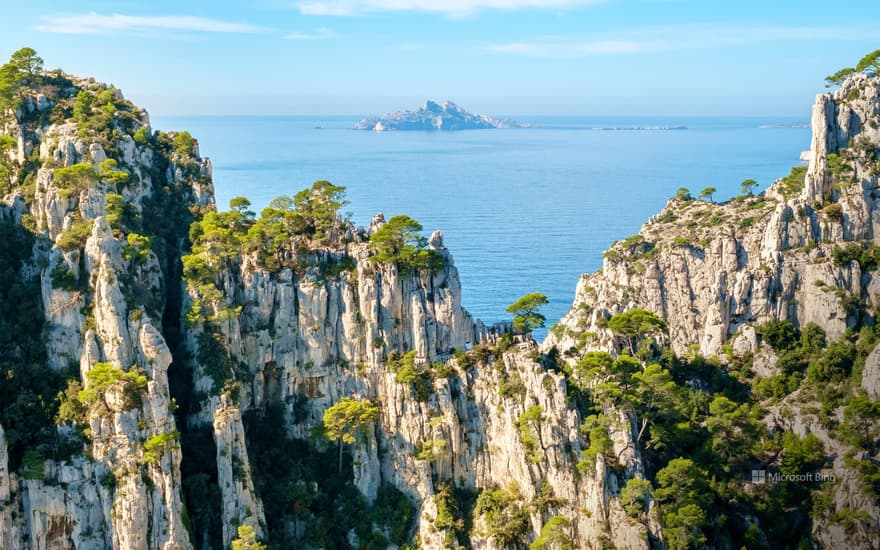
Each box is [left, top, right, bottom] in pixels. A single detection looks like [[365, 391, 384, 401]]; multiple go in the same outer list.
[[152, 115, 811, 338]]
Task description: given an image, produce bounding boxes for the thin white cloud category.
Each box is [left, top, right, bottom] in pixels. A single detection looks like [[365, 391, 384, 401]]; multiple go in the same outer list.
[[285, 27, 338, 40], [488, 25, 880, 57], [296, 0, 605, 16], [35, 12, 269, 35]]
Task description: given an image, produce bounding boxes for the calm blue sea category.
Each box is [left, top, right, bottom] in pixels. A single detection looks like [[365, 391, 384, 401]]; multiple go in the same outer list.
[[151, 114, 811, 338]]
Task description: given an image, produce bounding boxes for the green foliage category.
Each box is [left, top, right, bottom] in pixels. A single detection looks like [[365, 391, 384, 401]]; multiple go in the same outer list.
[[56, 379, 87, 428], [50, 261, 78, 290], [579, 414, 613, 469], [0, 48, 43, 110], [855, 48, 880, 76], [832, 242, 880, 271], [755, 319, 799, 352], [243, 406, 416, 548], [98, 158, 129, 185], [368, 214, 443, 274], [675, 187, 692, 201], [231, 525, 267, 550], [56, 216, 93, 252], [122, 232, 152, 263], [530, 515, 573, 550], [143, 431, 180, 464], [434, 481, 468, 546], [506, 292, 549, 334], [515, 405, 545, 463], [699, 186, 716, 202], [78, 362, 148, 411], [607, 308, 667, 355], [21, 450, 44, 480], [414, 438, 447, 461], [133, 126, 150, 145], [807, 341, 855, 383], [322, 398, 379, 446], [388, 350, 434, 401], [294, 180, 348, 242], [654, 458, 711, 550], [54, 162, 96, 198], [672, 236, 691, 246], [840, 393, 880, 451], [826, 67, 855, 87], [740, 178, 757, 196], [780, 432, 826, 476], [620, 478, 652, 517], [475, 484, 530, 548], [0, 215, 65, 471], [826, 153, 853, 182], [780, 165, 807, 198], [173, 131, 197, 156]]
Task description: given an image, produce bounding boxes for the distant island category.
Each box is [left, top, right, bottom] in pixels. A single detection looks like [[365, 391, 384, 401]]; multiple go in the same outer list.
[[354, 100, 528, 131]]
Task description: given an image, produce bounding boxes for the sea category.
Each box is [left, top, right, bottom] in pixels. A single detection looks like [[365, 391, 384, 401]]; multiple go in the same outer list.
[[151, 114, 811, 338]]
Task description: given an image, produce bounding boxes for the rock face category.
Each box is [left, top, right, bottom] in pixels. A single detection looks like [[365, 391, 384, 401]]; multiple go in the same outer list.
[[544, 71, 880, 548], [546, 73, 880, 359], [2, 74, 198, 550], [354, 100, 526, 131]]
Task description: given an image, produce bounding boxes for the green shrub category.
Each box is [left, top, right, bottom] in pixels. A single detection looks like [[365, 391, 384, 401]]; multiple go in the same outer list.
[[122, 232, 152, 263], [832, 242, 880, 271], [755, 320, 799, 352], [780, 165, 807, 198], [143, 431, 180, 464], [368, 214, 443, 274], [79, 362, 148, 411], [21, 450, 44, 480], [56, 217, 93, 252], [50, 261, 78, 290], [475, 485, 530, 548], [54, 162, 96, 198]]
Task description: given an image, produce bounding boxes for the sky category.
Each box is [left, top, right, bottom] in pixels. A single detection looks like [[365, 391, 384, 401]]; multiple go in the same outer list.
[[1, 1, 878, 116]]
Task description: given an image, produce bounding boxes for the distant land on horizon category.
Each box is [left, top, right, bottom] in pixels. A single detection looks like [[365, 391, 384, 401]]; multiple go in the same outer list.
[[354, 100, 529, 131]]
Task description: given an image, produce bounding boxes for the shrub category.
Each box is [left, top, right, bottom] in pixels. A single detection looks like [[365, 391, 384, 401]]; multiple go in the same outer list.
[[475, 485, 530, 548], [755, 320, 799, 352], [530, 516, 573, 550], [79, 362, 148, 411], [56, 217, 93, 251], [54, 162, 96, 198], [368, 214, 443, 274], [50, 261, 78, 290], [832, 242, 880, 271], [780, 165, 807, 198], [621, 478, 653, 517], [143, 431, 180, 464], [122, 232, 152, 263]]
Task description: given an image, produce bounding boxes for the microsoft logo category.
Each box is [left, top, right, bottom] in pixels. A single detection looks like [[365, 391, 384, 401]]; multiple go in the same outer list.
[[751, 470, 766, 484]]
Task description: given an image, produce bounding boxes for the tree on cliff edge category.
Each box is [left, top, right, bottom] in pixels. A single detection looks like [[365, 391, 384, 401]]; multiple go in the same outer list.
[[506, 292, 549, 335], [322, 397, 379, 473]]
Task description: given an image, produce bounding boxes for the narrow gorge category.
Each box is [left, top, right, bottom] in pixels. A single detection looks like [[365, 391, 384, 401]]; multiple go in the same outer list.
[[0, 49, 879, 550]]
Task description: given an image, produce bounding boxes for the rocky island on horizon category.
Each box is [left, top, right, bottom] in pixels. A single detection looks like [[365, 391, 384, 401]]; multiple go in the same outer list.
[[354, 99, 528, 131]]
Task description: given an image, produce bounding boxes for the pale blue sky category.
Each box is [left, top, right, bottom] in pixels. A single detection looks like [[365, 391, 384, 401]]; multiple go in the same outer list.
[[2, 1, 878, 116]]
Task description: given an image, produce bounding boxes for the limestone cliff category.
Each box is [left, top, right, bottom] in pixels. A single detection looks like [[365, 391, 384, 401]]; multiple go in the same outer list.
[[2, 71, 205, 550], [1, 52, 879, 550], [545, 71, 880, 548]]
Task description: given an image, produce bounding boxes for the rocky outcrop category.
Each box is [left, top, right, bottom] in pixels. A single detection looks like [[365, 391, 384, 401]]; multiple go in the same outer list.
[[546, 72, 880, 359], [354, 100, 526, 131], [1, 75, 200, 550]]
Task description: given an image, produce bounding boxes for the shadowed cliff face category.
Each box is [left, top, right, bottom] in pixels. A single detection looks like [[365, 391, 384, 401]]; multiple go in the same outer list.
[[0, 57, 879, 550]]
